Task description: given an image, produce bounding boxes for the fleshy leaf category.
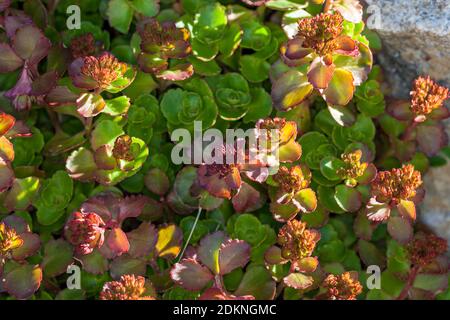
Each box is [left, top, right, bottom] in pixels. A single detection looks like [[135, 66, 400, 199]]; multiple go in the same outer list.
[[197, 231, 227, 274], [42, 239, 74, 277], [218, 239, 251, 275], [322, 68, 355, 106], [283, 272, 314, 289], [272, 70, 313, 111], [387, 217, 413, 244], [234, 265, 276, 300], [171, 258, 213, 291], [334, 184, 362, 212], [127, 222, 158, 258], [397, 199, 416, 221], [0, 44, 22, 73], [155, 224, 183, 260], [4, 264, 42, 300], [366, 197, 391, 222], [109, 254, 147, 280]]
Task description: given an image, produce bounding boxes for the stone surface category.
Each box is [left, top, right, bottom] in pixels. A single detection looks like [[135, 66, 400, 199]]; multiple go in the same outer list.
[[365, 0, 450, 98], [365, 0, 450, 244]]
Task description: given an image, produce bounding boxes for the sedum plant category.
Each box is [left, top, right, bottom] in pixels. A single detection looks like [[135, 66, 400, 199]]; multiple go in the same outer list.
[[0, 0, 448, 302]]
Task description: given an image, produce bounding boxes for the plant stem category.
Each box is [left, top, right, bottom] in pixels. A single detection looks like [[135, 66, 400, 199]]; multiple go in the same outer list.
[[177, 207, 202, 262], [396, 266, 419, 300]]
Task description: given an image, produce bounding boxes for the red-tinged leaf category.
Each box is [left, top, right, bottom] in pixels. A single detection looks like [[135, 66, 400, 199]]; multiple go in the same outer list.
[[307, 57, 335, 90], [366, 197, 391, 222], [199, 287, 255, 300], [429, 106, 450, 120], [78, 249, 109, 275], [335, 36, 359, 56], [6, 120, 31, 138], [297, 257, 319, 273], [232, 182, 264, 213], [170, 259, 213, 291], [334, 184, 361, 212], [294, 188, 318, 213], [12, 25, 51, 65], [2, 215, 30, 234], [0, 157, 14, 192], [327, 104, 356, 127], [416, 123, 448, 157], [0, 135, 15, 161], [357, 239, 386, 268], [264, 245, 287, 265], [396, 199, 416, 221], [413, 273, 448, 292], [225, 167, 241, 190], [234, 265, 276, 300], [11, 232, 40, 261], [387, 216, 413, 244], [353, 210, 374, 240], [4, 14, 33, 38], [0, 43, 23, 73], [101, 228, 130, 259], [127, 222, 158, 258], [0, 113, 15, 136], [218, 239, 251, 275], [357, 163, 377, 185], [144, 168, 170, 196], [66, 147, 97, 182], [68, 58, 99, 90], [42, 239, 74, 277], [4, 264, 42, 300], [283, 272, 314, 289], [322, 68, 355, 106], [94, 145, 116, 170], [281, 38, 314, 67], [386, 100, 413, 121], [155, 224, 183, 260], [197, 231, 227, 274], [109, 254, 147, 280], [270, 201, 299, 222], [45, 86, 79, 106], [271, 70, 314, 111], [81, 193, 150, 225], [157, 63, 194, 81], [76, 93, 106, 118], [279, 138, 302, 162], [30, 71, 58, 96]]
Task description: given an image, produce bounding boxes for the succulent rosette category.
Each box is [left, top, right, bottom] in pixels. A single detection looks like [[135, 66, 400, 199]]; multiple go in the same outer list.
[[137, 18, 193, 81], [271, 11, 372, 122], [161, 77, 218, 132], [66, 52, 136, 117], [267, 165, 318, 221], [316, 271, 363, 300], [66, 119, 148, 186], [317, 149, 377, 214]]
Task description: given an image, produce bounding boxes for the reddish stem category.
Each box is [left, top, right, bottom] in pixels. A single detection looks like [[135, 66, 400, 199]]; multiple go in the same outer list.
[[396, 266, 419, 300]]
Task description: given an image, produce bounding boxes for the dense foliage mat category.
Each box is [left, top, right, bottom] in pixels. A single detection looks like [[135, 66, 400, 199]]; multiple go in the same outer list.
[[0, 0, 449, 300]]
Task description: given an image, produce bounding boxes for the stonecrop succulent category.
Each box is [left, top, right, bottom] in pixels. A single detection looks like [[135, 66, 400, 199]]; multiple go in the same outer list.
[[0, 0, 448, 302]]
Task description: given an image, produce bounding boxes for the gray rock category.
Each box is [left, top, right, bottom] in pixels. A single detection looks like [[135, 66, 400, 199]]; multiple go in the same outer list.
[[365, 0, 450, 244], [365, 0, 450, 98]]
